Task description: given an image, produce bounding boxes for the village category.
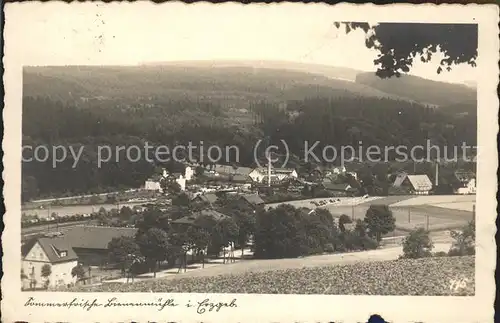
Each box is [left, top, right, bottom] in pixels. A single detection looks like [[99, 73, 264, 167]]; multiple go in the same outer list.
[[21, 158, 476, 291]]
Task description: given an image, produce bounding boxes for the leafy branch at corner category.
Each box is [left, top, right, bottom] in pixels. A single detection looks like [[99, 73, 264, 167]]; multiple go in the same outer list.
[[334, 22, 477, 78]]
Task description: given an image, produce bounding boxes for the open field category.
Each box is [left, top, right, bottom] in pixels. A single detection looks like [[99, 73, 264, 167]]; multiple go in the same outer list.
[[21, 220, 99, 237], [66, 254, 474, 295], [324, 196, 473, 232], [390, 195, 475, 207], [23, 190, 157, 210], [265, 196, 384, 210], [22, 202, 147, 219], [430, 202, 475, 212]]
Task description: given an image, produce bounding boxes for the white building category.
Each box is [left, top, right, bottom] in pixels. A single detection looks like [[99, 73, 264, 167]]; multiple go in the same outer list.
[[185, 166, 194, 181], [332, 166, 347, 175], [144, 168, 188, 192], [249, 167, 298, 183], [455, 178, 476, 195], [22, 237, 78, 289]]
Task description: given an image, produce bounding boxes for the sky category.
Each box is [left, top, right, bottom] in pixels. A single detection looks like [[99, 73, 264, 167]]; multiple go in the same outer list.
[[6, 2, 478, 84]]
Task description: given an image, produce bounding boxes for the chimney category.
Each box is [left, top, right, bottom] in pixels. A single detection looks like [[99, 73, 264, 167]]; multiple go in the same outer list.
[[267, 152, 272, 188], [435, 162, 439, 187]]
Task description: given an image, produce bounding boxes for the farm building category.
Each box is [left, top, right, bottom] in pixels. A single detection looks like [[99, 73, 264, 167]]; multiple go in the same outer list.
[[322, 182, 357, 196], [393, 174, 433, 195], [22, 236, 78, 289], [191, 192, 219, 205], [454, 171, 476, 195], [204, 164, 253, 177], [240, 194, 265, 208], [249, 167, 298, 183], [54, 226, 138, 267], [144, 168, 188, 192]]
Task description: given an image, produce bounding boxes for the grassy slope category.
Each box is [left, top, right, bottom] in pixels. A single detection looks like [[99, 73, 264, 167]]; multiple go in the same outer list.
[[68, 256, 474, 295], [356, 72, 476, 107]]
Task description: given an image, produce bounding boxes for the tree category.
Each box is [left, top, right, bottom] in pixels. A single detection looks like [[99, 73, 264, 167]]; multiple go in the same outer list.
[[338, 214, 352, 233], [401, 228, 434, 259], [195, 166, 205, 177], [119, 206, 134, 221], [124, 253, 146, 283], [160, 177, 182, 195], [135, 206, 170, 233], [448, 219, 475, 256], [185, 225, 211, 269], [172, 193, 191, 207], [41, 264, 52, 289], [334, 22, 477, 78], [108, 236, 141, 274], [136, 228, 170, 277], [71, 264, 86, 284], [364, 204, 396, 242], [212, 217, 240, 263], [222, 199, 257, 255]]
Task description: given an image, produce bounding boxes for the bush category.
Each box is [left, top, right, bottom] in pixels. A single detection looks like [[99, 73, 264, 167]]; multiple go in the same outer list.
[[448, 220, 475, 256], [401, 228, 434, 259], [253, 205, 340, 259], [433, 251, 448, 257], [358, 236, 379, 250]]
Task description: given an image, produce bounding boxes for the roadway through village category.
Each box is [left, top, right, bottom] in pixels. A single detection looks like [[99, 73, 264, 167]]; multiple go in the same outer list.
[[103, 242, 453, 284]]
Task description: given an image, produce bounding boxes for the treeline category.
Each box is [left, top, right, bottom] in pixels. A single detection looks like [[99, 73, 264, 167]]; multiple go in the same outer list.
[[106, 194, 397, 278], [22, 95, 476, 200]]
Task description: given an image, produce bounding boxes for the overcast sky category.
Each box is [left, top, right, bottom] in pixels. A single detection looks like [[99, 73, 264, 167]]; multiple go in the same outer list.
[[7, 2, 477, 84]]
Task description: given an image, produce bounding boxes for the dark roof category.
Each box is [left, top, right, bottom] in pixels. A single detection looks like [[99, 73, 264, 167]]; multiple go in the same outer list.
[[171, 215, 199, 225], [34, 237, 79, 263], [60, 226, 138, 250], [192, 193, 218, 204], [147, 174, 162, 182], [199, 209, 230, 221], [241, 194, 265, 205], [274, 168, 296, 174], [323, 183, 351, 191], [212, 164, 253, 176], [230, 174, 252, 182], [172, 209, 230, 226], [454, 171, 475, 183]]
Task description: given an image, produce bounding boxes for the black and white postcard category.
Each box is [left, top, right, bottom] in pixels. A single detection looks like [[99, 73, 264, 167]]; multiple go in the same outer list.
[[2, 2, 499, 322]]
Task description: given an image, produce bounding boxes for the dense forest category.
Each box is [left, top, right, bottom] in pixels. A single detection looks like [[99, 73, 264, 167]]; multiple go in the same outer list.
[[21, 66, 477, 201]]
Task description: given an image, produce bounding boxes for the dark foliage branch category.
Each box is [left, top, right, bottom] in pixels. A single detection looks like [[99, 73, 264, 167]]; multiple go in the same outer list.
[[334, 22, 478, 78]]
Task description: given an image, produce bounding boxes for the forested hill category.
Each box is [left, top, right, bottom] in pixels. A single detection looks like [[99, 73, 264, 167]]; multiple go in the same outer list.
[[356, 72, 476, 107], [23, 65, 407, 104], [21, 64, 477, 200], [24, 65, 476, 109]]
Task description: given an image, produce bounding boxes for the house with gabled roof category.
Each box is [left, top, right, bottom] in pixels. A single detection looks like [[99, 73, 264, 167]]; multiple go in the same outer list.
[[58, 226, 138, 266], [393, 173, 433, 195], [172, 209, 230, 227], [240, 194, 265, 208], [249, 167, 298, 183], [205, 164, 253, 177], [191, 192, 219, 205], [22, 236, 78, 289]]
